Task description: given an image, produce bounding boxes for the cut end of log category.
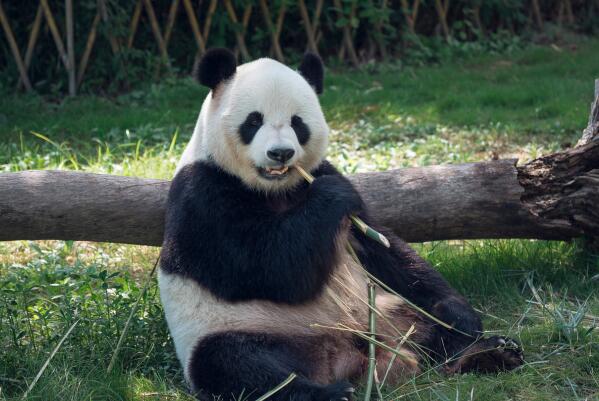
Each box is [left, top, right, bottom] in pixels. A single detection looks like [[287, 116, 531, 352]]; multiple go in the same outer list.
[[576, 78, 599, 147], [520, 78, 599, 242]]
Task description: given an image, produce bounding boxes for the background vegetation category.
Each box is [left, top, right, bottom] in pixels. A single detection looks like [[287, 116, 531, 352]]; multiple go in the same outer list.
[[2, 0, 599, 96]]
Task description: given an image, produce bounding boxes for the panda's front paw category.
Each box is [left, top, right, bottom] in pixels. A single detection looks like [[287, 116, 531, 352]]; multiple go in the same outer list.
[[446, 335, 524, 374], [310, 175, 363, 216]]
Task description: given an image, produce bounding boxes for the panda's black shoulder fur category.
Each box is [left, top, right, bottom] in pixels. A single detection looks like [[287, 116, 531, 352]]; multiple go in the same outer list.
[[160, 160, 363, 305]]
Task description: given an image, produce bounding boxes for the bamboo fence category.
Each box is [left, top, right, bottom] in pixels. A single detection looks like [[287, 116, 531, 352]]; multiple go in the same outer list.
[[0, 0, 594, 96]]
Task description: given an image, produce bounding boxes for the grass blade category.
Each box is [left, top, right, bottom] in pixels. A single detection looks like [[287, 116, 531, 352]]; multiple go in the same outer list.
[[107, 256, 159, 372], [22, 319, 79, 400], [255, 373, 297, 401]]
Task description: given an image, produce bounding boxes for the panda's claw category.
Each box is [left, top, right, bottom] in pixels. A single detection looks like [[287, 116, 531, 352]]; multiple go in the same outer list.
[[446, 335, 524, 374]]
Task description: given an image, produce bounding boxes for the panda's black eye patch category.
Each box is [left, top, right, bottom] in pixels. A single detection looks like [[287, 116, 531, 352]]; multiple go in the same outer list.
[[239, 111, 263, 144], [291, 115, 310, 145]]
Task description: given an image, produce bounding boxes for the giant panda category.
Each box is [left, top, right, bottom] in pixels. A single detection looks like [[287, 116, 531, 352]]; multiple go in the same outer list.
[[159, 49, 524, 401]]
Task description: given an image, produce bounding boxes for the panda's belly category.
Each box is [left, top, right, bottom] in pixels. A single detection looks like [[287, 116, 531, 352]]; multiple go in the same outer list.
[[159, 254, 369, 369], [158, 251, 409, 382]]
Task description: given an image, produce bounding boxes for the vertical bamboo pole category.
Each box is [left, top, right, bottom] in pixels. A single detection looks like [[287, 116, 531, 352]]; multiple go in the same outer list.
[[298, 0, 318, 55], [0, 1, 32, 91], [274, 1, 286, 58], [40, 0, 69, 68], [24, 4, 43, 69], [203, 0, 217, 42], [412, 0, 421, 29], [531, 0, 543, 30], [182, 0, 206, 55], [65, 0, 76, 96], [472, 5, 484, 36], [400, 0, 416, 35], [223, 0, 251, 61], [77, 12, 101, 87], [333, 0, 359, 67], [241, 3, 253, 31], [163, 0, 180, 48], [127, 0, 142, 49], [193, 0, 218, 76], [563, 0, 575, 25], [312, 0, 324, 48], [557, 1, 564, 27], [338, 40, 346, 61], [142, 0, 169, 64], [230, 3, 252, 61], [98, 0, 120, 55], [241, 0, 253, 60], [99, 0, 128, 90], [434, 0, 450, 39], [17, 3, 43, 90], [299, 0, 324, 53], [259, 0, 285, 62], [372, 0, 388, 60], [400, 0, 412, 32]]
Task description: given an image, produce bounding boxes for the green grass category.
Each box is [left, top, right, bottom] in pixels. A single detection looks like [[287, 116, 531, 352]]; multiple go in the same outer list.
[[1, 40, 599, 400], [1, 241, 597, 401], [2, 39, 599, 175]]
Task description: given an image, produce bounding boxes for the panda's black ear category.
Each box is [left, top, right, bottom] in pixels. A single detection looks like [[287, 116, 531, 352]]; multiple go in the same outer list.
[[298, 53, 324, 95], [195, 48, 237, 90]]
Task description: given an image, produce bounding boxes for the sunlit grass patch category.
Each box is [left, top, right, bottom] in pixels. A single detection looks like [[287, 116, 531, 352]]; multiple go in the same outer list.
[[2, 39, 599, 175], [0, 241, 181, 400]]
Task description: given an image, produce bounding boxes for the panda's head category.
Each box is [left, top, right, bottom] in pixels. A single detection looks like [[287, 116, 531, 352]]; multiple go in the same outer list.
[[192, 49, 329, 193]]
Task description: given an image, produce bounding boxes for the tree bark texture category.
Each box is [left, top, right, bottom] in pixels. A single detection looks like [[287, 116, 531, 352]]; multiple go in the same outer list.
[[0, 82, 597, 246]]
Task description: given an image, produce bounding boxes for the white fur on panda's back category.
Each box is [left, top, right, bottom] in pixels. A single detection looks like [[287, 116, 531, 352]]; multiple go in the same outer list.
[[176, 93, 212, 175]]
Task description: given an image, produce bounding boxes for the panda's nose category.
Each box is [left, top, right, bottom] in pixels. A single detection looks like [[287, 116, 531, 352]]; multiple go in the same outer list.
[[267, 148, 295, 163]]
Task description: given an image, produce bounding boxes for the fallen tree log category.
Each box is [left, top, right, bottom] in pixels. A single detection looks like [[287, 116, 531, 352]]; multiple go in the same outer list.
[[1, 81, 597, 245]]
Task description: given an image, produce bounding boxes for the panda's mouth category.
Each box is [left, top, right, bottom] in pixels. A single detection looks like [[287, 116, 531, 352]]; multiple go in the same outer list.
[[257, 165, 290, 180]]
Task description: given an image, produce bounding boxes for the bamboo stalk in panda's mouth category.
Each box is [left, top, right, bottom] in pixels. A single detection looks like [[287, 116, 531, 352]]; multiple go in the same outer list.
[[294, 165, 391, 248]]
